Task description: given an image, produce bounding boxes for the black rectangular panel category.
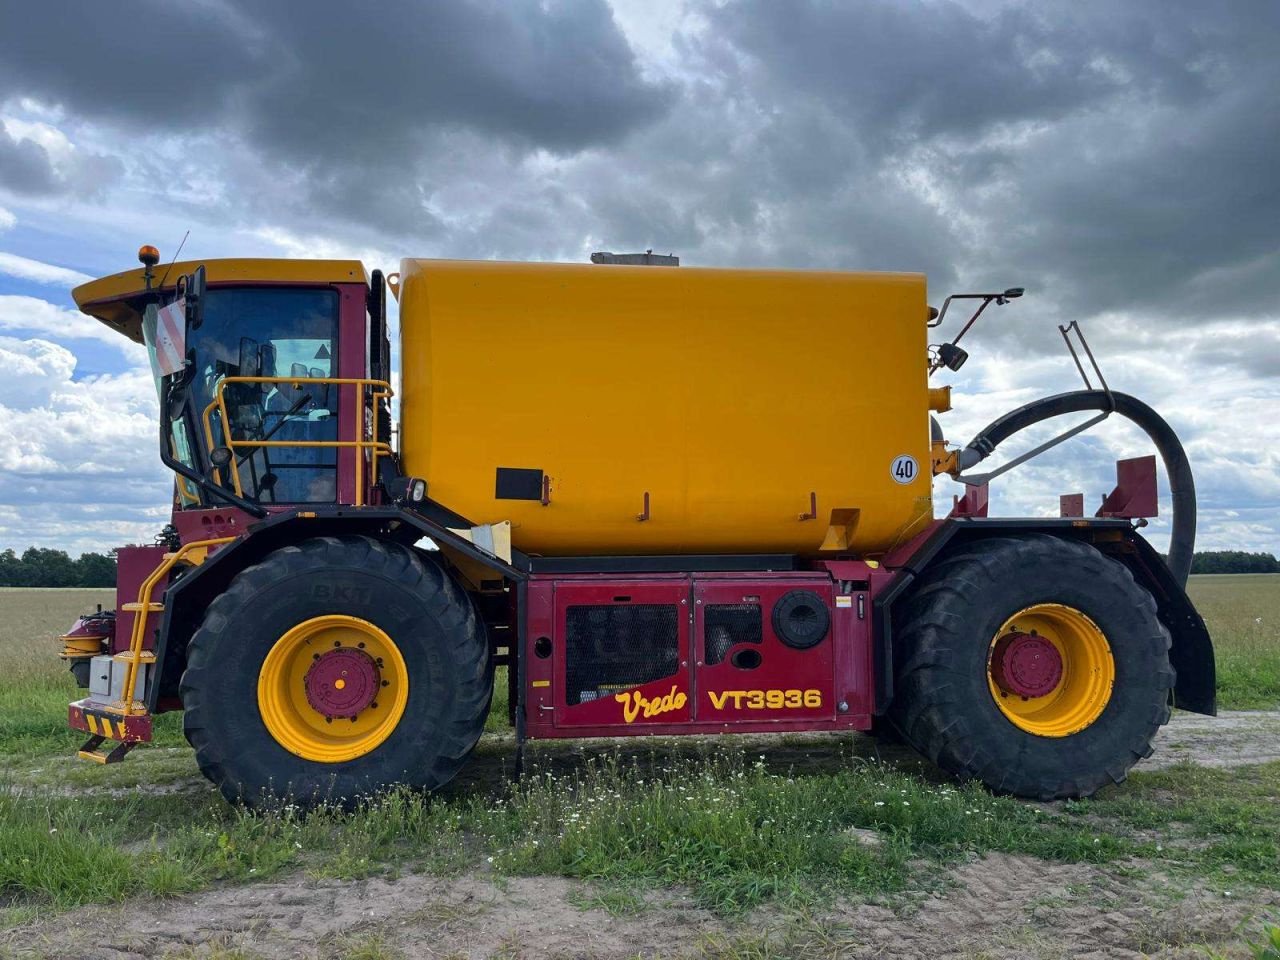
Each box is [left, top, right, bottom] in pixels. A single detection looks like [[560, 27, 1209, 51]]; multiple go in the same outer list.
[[495, 467, 544, 500]]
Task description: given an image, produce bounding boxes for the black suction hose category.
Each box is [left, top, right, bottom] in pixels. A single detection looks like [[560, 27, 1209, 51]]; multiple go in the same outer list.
[[956, 390, 1196, 588]]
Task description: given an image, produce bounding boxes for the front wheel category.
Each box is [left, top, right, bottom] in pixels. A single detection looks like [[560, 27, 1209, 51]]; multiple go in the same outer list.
[[180, 535, 490, 808], [890, 534, 1173, 799]]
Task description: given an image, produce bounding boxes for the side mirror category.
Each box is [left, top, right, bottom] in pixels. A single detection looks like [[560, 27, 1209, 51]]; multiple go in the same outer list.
[[182, 264, 207, 330], [238, 337, 260, 377]]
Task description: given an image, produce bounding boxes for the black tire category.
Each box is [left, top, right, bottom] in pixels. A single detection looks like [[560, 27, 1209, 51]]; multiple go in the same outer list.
[[180, 535, 490, 808], [890, 534, 1173, 799]]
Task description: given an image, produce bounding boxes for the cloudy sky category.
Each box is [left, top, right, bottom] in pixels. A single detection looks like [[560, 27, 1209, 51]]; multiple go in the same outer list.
[[0, 0, 1276, 557]]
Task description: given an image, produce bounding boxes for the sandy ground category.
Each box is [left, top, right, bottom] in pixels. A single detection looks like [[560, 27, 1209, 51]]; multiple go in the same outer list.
[[5, 853, 1274, 960], [5, 710, 1278, 960], [1145, 709, 1280, 769]]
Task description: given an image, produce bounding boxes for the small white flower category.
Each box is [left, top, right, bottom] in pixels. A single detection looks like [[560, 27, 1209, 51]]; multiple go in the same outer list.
[[874, 801, 885, 807]]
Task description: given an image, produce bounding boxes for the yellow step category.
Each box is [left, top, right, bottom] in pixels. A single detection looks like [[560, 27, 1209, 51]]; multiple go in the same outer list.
[[111, 650, 156, 663], [120, 602, 164, 613]]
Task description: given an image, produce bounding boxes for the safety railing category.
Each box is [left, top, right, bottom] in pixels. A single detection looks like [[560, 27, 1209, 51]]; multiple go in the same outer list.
[[200, 377, 393, 507]]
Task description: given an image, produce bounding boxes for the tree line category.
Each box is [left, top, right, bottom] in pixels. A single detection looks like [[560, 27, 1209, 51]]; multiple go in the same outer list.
[[1, 544, 1276, 587], [0, 548, 118, 587], [1189, 551, 1280, 574]]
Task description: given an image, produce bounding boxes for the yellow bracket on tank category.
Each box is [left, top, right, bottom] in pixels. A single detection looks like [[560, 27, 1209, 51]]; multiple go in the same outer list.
[[109, 537, 235, 717], [932, 442, 961, 477]]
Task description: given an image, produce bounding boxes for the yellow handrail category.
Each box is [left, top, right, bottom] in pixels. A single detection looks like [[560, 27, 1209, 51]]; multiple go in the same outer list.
[[198, 377, 394, 506], [115, 537, 235, 716]]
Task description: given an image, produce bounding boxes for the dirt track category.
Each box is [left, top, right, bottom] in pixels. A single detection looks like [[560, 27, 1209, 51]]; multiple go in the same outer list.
[[5, 710, 1278, 960], [7, 852, 1274, 960]]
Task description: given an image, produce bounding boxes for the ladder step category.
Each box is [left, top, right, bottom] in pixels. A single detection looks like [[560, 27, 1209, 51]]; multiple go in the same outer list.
[[75, 735, 136, 764], [121, 602, 164, 613], [111, 650, 157, 663]]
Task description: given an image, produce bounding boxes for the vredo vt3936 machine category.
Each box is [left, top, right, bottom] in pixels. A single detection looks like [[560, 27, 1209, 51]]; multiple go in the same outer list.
[[54, 247, 1212, 807]]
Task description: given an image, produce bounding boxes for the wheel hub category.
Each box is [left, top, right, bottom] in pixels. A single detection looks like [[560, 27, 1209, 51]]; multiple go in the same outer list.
[[304, 647, 381, 718], [990, 632, 1063, 699]]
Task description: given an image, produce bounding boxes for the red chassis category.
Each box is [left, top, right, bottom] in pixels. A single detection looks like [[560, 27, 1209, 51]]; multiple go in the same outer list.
[[522, 563, 890, 739]]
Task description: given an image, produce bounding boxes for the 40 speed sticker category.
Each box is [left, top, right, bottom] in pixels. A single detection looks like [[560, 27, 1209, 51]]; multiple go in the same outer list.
[[890, 454, 919, 484]]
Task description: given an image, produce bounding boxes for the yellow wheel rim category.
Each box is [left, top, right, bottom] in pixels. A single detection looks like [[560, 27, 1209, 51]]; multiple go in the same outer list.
[[986, 603, 1114, 738], [257, 614, 409, 763]]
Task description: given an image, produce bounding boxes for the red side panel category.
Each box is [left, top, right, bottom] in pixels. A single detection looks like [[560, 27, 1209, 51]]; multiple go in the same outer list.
[[552, 579, 692, 730], [693, 577, 834, 723], [112, 545, 168, 654], [523, 570, 875, 740], [336, 282, 368, 505]]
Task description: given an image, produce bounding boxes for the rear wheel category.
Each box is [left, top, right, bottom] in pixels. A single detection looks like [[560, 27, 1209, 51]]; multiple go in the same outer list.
[[181, 536, 490, 808], [891, 535, 1173, 799]]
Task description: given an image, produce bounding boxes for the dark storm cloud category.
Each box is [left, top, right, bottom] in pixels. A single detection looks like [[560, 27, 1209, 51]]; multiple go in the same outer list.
[[702, 0, 1280, 322], [2, 0, 1277, 332], [0, 123, 122, 197], [0, 127, 58, 195], [0, 0, 669, 156]]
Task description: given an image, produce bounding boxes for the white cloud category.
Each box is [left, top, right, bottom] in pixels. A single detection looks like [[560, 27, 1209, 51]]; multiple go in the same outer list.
[[0, 205, 13, 231], [0, 251, 91, 286], [0, 294, 145, 359], [0, 335, 169, 555]]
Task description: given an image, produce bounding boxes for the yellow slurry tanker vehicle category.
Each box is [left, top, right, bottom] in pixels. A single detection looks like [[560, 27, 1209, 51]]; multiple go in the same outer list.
[[57, 248, 1213, 807]]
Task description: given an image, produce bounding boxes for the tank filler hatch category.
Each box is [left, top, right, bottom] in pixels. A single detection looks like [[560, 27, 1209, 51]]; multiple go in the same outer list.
[[590, 250, 680, 266]]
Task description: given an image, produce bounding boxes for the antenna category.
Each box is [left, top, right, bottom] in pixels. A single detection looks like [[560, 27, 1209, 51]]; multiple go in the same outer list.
[[157, 230, 190, 291]]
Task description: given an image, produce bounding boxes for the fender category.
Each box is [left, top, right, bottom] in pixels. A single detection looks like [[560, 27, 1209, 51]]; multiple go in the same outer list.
[[873, 517, 1216, 717], [149, 503, 526, 711]]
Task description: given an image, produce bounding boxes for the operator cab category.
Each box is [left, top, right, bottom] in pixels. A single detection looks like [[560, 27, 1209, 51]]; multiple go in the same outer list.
[[179, 285, 341, 504], [73, 252, 394, 516]]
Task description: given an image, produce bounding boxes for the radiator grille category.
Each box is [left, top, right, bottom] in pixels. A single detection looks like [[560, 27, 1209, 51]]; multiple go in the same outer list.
[[704, 603, 762, 665], [565, 604, 679, 705]]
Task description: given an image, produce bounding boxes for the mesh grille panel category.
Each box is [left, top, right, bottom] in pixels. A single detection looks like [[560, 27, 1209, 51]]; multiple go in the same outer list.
[[704, 603, 763, 665], [565, 604, 679, 705]]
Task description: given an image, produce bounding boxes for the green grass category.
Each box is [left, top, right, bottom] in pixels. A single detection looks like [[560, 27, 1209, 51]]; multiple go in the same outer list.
[[1186, 574, 1280, 710], [3, 747, 1278, 915], [0, 577, 1276, 920]]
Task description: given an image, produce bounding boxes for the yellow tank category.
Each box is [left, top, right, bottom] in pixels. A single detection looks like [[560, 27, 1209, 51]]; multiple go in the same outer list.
[[396, 259, 934, 557]]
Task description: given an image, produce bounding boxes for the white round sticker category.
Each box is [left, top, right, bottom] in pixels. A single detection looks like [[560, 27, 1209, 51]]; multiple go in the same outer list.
[[890, 455, 919, 485]]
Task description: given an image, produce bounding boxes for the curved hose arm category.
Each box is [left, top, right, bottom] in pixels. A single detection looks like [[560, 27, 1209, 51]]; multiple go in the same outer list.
[[954, 390, 1196, 587]]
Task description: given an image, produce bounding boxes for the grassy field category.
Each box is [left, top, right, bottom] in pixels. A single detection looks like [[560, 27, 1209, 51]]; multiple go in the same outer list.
[[0, 577, 1277, 958], [1187, 573, 1280, 710]]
